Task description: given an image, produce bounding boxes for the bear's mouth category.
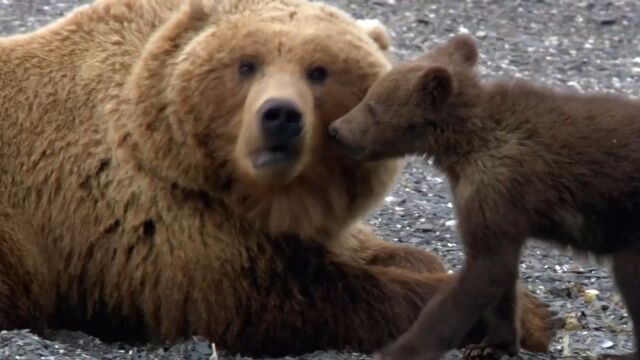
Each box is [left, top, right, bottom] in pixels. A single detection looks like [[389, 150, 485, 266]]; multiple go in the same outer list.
[[253, 144, 300, 169]]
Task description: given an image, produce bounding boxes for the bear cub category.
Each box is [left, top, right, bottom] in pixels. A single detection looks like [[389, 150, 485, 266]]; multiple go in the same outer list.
[[329, 34, 640, 360]]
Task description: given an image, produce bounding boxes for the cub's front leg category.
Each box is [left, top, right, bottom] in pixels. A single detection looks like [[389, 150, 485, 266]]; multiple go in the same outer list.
[[344, 223, 556, 356], [374, 192, 530, 360]]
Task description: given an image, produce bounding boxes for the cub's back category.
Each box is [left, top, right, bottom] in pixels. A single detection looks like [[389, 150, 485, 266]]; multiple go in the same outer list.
[[488, 81, 640, 253]]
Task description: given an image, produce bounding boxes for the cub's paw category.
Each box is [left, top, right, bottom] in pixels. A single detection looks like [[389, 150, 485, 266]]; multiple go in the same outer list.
[[462, 344, 519, 360]]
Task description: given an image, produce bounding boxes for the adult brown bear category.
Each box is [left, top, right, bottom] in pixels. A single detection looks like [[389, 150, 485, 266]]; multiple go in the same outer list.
[[0, 0, 554, 356]]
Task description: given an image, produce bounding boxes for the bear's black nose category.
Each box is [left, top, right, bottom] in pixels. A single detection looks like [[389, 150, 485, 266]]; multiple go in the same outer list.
[[259, 99, 303, 146]]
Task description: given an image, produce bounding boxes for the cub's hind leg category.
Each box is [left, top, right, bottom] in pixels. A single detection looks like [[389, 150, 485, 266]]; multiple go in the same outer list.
[[0, 206, 51, 332], [598, 250, 640, 360]]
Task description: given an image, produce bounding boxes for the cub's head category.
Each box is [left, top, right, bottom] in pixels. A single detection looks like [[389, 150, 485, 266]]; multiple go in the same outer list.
[[112, 0, 402, 239], [329, 34, 481, 161]]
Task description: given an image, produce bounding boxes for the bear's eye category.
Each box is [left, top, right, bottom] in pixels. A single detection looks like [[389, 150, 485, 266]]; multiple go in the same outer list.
[[307, 66, 329, 84], [238, 60, 258, 79]]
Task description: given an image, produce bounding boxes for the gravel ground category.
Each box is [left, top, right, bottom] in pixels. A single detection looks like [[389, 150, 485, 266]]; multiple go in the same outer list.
[[0, 0, 639, 359]]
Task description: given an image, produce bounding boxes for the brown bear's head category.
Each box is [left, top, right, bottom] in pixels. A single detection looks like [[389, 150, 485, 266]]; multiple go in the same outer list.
[[113, 0, 402, 240], [329, 34, 482, 162]]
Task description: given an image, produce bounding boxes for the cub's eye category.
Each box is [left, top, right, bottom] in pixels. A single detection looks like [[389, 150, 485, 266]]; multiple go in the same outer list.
[[307, 66, 329, 84], [238, 60, 258, 78]]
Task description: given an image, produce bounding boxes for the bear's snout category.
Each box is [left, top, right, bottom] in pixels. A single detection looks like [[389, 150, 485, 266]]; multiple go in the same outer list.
[[235, 72, 316, 182], [252, 98, 304, 170]]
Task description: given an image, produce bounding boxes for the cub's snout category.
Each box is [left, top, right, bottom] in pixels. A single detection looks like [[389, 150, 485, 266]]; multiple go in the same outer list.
[[328, 121, 367, 160]]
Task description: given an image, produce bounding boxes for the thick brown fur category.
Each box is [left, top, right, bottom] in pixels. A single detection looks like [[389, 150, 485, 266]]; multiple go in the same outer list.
[[0, 2, 554, 356], [330, 34, 640, 360]]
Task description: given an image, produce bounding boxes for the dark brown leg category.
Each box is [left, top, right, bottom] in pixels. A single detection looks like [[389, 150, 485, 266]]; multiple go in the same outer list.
[[597, 251, 640, 360], [374, 238, 525, 360], [462, 285, 519, 360], [346, 224, 555, 355]]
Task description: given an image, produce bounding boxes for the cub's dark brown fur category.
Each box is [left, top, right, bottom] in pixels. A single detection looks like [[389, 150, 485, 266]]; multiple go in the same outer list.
[[330, 34, 640, 360]]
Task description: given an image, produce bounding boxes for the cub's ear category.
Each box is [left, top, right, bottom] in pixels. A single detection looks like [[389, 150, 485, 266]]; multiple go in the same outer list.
[[447, 34, 479, 67], [357, 19, 391, 51], [417, 66, 453, 111]]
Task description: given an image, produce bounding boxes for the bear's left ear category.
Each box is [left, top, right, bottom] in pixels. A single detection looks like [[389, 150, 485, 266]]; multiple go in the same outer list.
[[357, 19, 391, 51], [417, 66, 453, 112]]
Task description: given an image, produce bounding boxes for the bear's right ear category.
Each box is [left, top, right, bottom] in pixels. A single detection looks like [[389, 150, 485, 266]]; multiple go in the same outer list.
[[357, 19, 391, 51], [447, 34, 479, 67], [417, 66, 453, 112]]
